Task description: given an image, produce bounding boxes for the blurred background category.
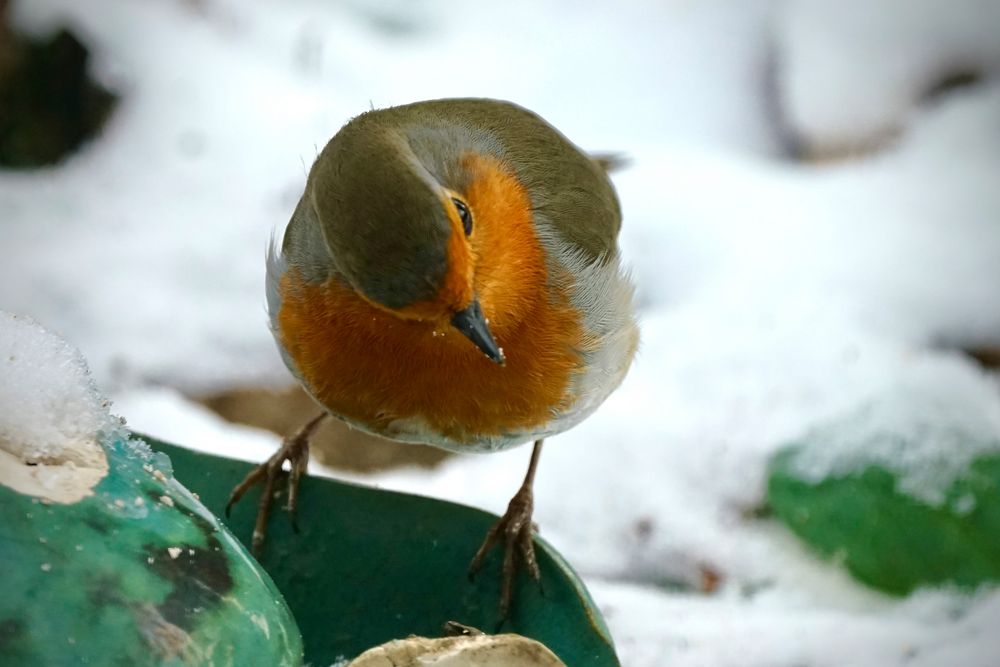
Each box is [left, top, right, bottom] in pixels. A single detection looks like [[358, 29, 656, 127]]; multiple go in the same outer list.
[[1, 0, 999, 664]]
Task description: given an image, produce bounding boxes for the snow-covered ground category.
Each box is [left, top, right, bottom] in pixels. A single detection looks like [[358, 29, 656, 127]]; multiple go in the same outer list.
[[2, 1, 1000, 664]]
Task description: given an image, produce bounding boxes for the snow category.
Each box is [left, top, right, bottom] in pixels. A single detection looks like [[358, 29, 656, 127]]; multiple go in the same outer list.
[[779, 0, 1000, 152], [0, 311, 109, 466], [589, 581, 1000, 667], [2, 0, 1000, 664], [786, 354, 1000, 506], [0, 311, 112, 503], [112, 386, 283, 465]]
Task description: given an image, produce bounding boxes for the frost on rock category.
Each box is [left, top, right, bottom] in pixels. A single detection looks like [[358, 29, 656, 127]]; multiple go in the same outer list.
[[0, 311, 112, 502], [785, 354, 1000, 506]]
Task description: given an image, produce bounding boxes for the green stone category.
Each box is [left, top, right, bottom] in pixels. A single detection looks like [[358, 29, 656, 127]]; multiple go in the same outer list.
[[0, 434, 302, 666], [768, 440, 1000, 595]]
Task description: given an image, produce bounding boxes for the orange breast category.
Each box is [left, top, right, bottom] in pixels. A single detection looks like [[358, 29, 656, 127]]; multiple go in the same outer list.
[[276, 154, 585, 445]]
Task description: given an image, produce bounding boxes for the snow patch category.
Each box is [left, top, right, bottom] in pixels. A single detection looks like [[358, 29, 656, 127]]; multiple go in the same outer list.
[[785, 354, 1000, 505], [779, 0, 1000, 150], [0, 311, 110, 502]]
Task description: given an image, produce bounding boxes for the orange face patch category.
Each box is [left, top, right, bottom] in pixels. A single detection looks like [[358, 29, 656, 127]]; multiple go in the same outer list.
[[276, 153, 584, 443]]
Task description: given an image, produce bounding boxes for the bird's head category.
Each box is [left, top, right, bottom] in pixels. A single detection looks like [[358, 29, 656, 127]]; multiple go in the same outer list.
[[305, 112, 507, 364]]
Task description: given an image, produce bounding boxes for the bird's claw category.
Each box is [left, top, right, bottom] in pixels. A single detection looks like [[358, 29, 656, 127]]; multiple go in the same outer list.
[[225, 414, 323, 557], [468, 484, 542, 623], [443, 621, 485, 637]]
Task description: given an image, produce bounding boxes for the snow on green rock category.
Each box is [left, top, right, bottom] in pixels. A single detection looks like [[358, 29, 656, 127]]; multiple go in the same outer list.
[[0, 311, 118, 503], [768, 353, 1000, 595], [0, 311, 302, 666], [779, 354, 1000, 507]]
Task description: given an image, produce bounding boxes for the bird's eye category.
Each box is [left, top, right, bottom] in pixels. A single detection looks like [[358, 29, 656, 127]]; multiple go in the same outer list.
[[452, 198, 473, 236]]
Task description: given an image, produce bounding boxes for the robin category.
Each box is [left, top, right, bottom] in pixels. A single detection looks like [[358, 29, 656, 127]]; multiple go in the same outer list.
[[227, 98, 639, 619]]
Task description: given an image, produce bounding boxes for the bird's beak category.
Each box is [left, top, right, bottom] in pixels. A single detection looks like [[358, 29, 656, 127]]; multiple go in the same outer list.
[[451, 299, 505, 365]]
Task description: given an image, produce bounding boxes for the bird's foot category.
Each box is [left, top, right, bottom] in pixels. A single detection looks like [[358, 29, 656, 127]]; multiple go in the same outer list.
[[225, 412, 326, 556], [468, 482, 542, 623]]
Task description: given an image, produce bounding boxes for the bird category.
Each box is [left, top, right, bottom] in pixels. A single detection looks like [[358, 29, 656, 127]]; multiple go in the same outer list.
[[227, 98, 639, 620]]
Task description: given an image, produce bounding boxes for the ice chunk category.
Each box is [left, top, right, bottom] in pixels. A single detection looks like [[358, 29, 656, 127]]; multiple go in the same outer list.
[[0, 311, 110, 502]]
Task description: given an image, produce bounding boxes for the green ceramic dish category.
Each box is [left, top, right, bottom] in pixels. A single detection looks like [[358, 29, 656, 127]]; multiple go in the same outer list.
[[148, 435, 620, 667]]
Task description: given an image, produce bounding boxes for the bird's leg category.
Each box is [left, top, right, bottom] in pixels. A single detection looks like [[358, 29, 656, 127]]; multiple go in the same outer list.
[[225, 412, 328, 556], [468, 439, 544, 622]]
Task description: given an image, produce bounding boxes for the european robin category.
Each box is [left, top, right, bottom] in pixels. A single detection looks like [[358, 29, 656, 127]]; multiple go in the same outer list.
[[227, 98, 639, 620]]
